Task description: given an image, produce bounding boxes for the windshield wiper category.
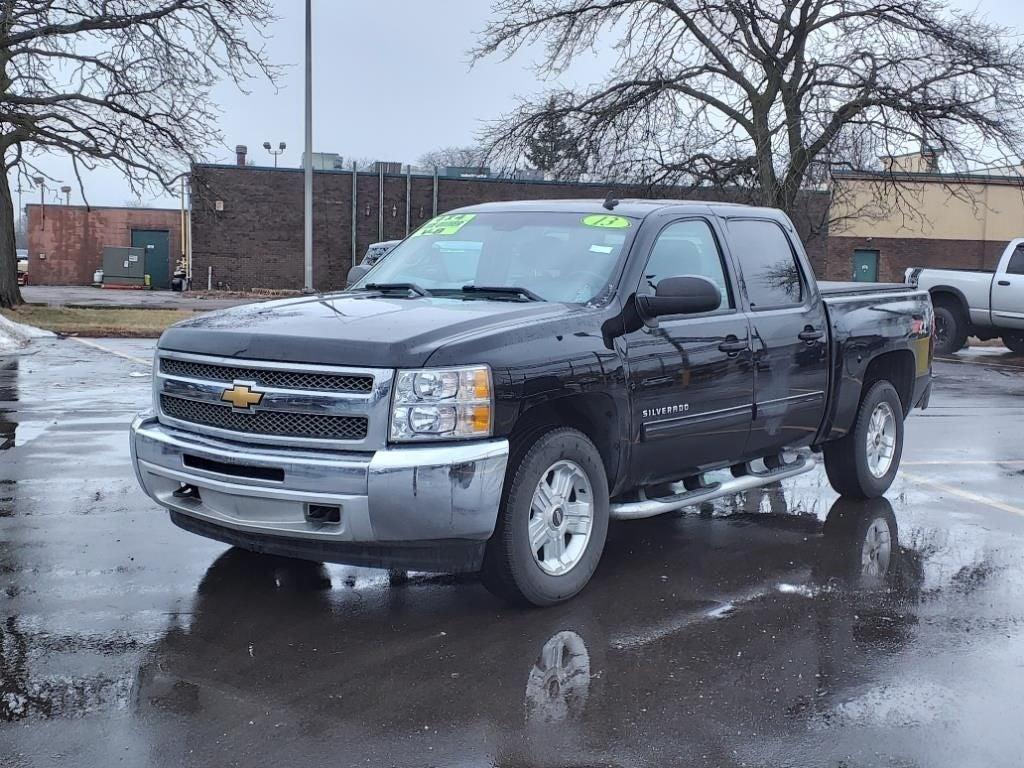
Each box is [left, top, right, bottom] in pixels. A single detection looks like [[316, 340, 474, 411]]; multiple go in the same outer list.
[[458, 285, 543, 302], [363, 282, 432, 297]]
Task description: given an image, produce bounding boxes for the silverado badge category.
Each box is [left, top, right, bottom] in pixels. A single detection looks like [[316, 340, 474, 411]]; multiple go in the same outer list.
[[221, 383, 264, 411]]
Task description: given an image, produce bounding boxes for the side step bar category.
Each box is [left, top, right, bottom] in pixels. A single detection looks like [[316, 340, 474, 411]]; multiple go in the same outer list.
[[609, 455, 817, 521]]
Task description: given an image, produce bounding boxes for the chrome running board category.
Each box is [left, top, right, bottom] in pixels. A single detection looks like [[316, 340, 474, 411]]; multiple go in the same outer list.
[[609, 455, 817, 521]]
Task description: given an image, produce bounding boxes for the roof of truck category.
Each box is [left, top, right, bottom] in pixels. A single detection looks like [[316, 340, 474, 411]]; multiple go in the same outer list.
[[450, 198, 787, 220]]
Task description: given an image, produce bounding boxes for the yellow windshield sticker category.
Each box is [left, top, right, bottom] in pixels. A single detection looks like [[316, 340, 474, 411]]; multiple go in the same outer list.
[[411, 213, 476, 237], [582, 214, 631, 229]]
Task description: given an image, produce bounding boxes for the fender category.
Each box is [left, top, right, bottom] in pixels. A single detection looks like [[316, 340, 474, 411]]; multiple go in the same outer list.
[[927, 284, 970, 318]]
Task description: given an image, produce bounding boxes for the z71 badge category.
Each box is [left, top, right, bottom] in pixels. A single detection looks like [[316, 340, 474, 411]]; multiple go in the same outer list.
[[642, 404, 690, 419]]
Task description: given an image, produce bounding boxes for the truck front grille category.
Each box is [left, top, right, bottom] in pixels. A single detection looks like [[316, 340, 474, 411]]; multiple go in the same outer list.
[[160, 395, 369, 441], [160, 358, 373, 393]]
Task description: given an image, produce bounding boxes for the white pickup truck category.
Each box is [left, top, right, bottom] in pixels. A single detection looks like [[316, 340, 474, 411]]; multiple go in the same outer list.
[[906, 239, 1024, 355]]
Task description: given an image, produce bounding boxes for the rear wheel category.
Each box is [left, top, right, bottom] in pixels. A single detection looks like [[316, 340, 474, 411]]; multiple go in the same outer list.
[[824, 381, 905, 499], [481, 427, 609, 607], [1003, 333, 1024, 355], [932, 304, 967, 355]]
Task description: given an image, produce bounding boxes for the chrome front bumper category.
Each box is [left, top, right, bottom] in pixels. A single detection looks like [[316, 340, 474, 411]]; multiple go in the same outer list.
[[130, 413, 509, 569]]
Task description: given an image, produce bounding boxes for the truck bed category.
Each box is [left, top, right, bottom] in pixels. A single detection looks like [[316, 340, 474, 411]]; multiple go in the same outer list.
[[818, 281, 915, 297]]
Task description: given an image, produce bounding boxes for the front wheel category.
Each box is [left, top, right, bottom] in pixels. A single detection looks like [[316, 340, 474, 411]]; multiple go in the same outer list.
[[1003, 333, 1024, 355], [824, 381, 905, 499], [481, 427, 609, 607]]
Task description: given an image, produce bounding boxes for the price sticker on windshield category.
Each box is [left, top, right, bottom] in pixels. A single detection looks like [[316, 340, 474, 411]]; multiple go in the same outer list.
[[582, 214, 631, 229], [411, 213, 476, 237]]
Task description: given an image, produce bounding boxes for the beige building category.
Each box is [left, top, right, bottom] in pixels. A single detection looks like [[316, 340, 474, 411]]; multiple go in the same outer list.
[[828, 153, 1024, 282]]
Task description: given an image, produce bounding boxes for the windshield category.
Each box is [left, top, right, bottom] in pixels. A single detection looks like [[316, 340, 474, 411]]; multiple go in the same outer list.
[[352, 211, 636, 303]]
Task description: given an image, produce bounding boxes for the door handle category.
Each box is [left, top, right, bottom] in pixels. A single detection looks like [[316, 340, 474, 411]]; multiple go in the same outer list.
[[998, 279, 1011, 287], [798, 327, 824, 342], [718, 336, 747, 355]]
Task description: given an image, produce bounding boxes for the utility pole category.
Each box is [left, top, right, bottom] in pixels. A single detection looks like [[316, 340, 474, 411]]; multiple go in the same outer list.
[[60, 185, 71, 205], [303, 0, 313, 292]]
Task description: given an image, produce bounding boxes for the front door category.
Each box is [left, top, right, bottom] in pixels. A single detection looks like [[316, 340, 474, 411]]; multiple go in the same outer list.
[[725, 218, 830, 456], [132, 229, 171, 289], [626, 218, 754, 485], [853, 249, 879, 282], [992, 242, 1024, 330]]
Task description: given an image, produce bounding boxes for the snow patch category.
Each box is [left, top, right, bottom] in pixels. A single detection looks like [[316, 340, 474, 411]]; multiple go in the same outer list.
[[0, 312, 54, 352]]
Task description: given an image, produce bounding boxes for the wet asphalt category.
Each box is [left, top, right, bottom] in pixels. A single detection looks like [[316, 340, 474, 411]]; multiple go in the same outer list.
[[2, 339, 1024, 768]]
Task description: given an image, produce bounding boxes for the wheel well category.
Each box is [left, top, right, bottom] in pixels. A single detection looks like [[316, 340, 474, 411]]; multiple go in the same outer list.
[[509, 394, 621, 492], [929, 288, 968, 321], [862, 350, 916, 416]]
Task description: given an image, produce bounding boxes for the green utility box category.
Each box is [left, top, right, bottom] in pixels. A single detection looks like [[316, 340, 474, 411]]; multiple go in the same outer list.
[[101, 246, 147, 287]]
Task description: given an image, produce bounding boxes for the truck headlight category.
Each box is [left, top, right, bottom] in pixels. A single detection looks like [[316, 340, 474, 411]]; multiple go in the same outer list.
[[390, 365, 493, 441]]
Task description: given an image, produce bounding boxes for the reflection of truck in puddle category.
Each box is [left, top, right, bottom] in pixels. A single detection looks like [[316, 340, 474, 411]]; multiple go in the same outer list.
[[127, 494, 923, 765]]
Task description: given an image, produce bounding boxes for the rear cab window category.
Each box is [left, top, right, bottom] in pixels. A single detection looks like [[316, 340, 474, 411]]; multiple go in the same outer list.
[[726, 219, 807, 310]]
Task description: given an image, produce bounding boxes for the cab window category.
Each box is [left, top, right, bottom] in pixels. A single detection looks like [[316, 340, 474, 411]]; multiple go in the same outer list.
[[727, 219, 805, 309], [1006, 244, 1024, 275], [638, 219, 733, 310]]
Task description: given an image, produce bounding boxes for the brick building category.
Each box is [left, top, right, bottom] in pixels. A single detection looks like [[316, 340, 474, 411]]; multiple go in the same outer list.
[[190, 162, 830, 293], [26, 204, 182, 286], [828, 152, 1024, 282]]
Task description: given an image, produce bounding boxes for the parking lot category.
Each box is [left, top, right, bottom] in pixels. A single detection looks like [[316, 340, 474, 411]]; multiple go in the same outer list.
[[2, 338, 1024, 767]]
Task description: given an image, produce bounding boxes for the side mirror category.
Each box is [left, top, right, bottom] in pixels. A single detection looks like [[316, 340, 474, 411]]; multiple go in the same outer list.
[[637, 275, 722, 318], [346, 264, 371, 288]]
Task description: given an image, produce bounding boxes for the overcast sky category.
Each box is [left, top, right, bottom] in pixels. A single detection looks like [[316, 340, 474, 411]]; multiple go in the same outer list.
[[15, 0, 1024, 209]]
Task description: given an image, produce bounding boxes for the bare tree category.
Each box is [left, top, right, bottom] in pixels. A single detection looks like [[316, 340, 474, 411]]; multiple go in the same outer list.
[[474, 0, 1024, 225], [0, 1, 279, 308], [417, 145, 485, 170]]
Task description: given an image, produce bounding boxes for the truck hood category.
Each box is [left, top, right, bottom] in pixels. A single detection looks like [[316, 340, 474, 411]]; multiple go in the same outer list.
[[158, 293, 576, 367]]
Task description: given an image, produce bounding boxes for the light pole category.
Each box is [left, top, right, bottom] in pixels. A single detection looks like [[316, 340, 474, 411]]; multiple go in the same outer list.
[[32, 176, 45, 230], [262, 141, 286, 168], [303, 0, 313, 292], [60, 185, 71, 205], [15, 180, 23, 240]]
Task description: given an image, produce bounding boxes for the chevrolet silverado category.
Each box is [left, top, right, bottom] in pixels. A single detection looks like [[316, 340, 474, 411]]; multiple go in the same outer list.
[[131, 200, 933, 605]]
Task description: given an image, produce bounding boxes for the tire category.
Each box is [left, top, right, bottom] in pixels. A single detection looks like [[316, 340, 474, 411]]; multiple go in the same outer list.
[[932, 304, 967, 356], [824, 381, 905, 499], [1003, 333, 1024, 355], [481, 427, 609, 607]]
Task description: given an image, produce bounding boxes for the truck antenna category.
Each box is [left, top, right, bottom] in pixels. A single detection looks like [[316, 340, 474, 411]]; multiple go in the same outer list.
[[602, 190, 619, 211]]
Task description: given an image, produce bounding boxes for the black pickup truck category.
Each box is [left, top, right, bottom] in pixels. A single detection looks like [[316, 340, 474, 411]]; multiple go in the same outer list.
[[131, 200, 934, 605]]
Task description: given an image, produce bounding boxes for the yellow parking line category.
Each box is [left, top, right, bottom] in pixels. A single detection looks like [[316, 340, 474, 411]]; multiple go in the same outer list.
[[68, 337, 151, 367], [936, 355, 1024, 371], [903, 459, 1024, 466], [903, 471, 1024, 517]]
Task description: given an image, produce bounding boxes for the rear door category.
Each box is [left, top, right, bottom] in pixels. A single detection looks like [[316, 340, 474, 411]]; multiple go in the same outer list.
[[724, 218, 829, 457], [853, 249, 879, 282], [625, 217, 753, 485], [992, 243, 1024, 330]]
